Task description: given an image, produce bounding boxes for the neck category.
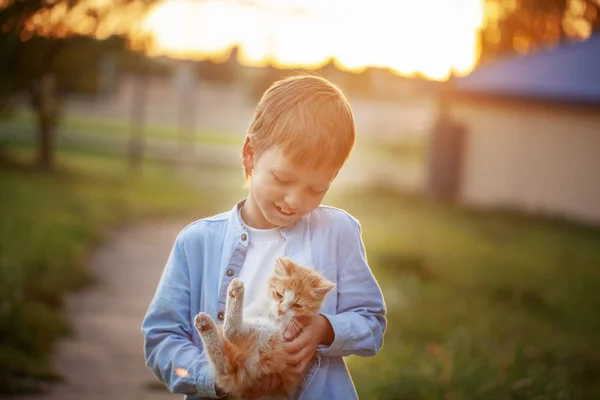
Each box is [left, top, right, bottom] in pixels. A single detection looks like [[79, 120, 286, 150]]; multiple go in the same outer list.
[[241, 197, 274, 229]]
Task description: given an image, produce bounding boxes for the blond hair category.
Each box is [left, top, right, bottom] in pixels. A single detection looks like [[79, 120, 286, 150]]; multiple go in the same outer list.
[[245, 74, 355, 179]]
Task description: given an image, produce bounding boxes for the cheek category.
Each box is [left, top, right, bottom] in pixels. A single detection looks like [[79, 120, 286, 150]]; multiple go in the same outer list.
[[255, 177, 281, 200], [302, 304, 319, 315], [269, 297, 279, 310], [293, 308, 310, 318], [252, 180, 274, 203]]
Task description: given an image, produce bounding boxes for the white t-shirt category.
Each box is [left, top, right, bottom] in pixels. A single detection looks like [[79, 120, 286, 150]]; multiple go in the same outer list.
[[238, 225, 286, 308]]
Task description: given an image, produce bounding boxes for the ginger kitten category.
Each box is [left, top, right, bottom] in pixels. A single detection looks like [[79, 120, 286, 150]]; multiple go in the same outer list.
[[194, 257, 335, 399]]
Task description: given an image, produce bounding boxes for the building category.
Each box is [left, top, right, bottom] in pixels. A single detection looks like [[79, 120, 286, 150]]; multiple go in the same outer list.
[[427, 34, 600, 226]]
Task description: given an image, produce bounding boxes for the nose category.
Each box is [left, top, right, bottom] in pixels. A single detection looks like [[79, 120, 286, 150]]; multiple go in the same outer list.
[[277, 308, 285, 316], [284, 191, 303, 211]]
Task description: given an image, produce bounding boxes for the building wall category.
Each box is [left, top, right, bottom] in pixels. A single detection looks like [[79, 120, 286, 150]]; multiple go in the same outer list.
[[451, 98, 600, 226]]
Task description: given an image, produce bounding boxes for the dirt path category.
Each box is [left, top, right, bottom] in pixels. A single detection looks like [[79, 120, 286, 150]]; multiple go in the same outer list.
[[21, 220, 187, 400]]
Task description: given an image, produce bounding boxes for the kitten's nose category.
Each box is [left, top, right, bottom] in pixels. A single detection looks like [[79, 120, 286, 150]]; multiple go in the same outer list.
[[277, 308, 285, 316]]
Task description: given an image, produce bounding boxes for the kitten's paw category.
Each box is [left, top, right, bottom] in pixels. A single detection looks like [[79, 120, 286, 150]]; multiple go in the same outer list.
[[228, 278, 244, 299], [194, 313, 213, 333]]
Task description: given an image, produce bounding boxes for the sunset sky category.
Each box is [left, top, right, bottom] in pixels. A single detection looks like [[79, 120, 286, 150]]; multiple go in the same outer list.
[[140, 0, 485, 81]]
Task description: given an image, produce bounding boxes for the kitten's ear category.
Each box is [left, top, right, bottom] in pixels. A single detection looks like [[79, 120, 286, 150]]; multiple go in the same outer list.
[[313, 280, 335, 298], [274, 257, 291, 276]]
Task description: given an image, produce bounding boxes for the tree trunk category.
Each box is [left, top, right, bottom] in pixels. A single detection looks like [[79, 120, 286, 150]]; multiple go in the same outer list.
[[37, 110, 53, 169], [30, 73, 58, 170], [129, 69, 148, 174]]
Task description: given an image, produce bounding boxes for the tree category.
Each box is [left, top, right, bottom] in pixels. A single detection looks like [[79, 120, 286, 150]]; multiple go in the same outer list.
[[0, 0, 153, 169], [481, 0, 600, 61]]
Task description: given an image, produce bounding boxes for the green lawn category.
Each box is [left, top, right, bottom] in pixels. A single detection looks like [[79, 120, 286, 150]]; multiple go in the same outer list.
[[326, 187, 600, 400], [0, 146, 207, 394], [0, 109, 242, 146]]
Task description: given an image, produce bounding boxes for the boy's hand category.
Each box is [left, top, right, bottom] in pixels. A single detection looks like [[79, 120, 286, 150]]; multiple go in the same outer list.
[[283, 315, 334, 374], [244, 373, 282, 399]]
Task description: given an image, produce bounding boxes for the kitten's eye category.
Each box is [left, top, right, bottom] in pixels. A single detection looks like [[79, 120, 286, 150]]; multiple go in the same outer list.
[[274, 292, 283, 300], [291, 303, 302, 309]]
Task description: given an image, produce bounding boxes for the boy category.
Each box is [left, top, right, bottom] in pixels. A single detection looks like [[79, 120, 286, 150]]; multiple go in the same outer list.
[[142, 75, 386, 399]]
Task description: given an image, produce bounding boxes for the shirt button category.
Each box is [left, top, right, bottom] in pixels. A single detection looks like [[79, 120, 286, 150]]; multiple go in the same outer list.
[[217, 312, 224, 321], [241, 233, 247, 241], [226, 269, 234, 277]]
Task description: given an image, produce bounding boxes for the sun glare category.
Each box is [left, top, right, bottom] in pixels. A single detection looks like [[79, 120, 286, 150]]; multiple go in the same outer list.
[[141, 0, 485, 80]]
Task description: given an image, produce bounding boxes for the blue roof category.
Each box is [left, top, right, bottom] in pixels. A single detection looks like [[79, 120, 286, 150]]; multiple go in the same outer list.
[[456, 34, 600, 104]]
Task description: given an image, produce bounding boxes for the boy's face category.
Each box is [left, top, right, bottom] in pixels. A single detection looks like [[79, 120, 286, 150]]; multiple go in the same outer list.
[[242, 145, 339, 229]]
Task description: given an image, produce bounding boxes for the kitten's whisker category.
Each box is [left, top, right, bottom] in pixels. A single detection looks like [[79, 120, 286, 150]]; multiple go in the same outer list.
[[288, 318, 304, 338]]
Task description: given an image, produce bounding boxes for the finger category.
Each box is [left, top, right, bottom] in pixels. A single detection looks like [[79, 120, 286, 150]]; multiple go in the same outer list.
[[283, 323, 297, 341], [284, 318, 305, 340], [286, 346, 312, 366], [290, 355, 312, 374], [284, 331, 311, 353], [293, 341, 315, 361], [286, 348, 306, 365], [286, 334, 319, 365]]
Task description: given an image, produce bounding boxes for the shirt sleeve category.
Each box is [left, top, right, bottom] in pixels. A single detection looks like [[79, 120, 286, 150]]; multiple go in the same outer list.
[[141, 234, 219, 398], [317, 216, 387, 358]]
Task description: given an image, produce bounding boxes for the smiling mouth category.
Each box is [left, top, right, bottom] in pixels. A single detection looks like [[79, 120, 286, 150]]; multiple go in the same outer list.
[[275, 205, 296, 217]]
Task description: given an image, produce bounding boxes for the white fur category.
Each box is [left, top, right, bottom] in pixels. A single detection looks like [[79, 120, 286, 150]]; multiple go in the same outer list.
[[196, 277, 303, 400], [244, 288, 296, 348]]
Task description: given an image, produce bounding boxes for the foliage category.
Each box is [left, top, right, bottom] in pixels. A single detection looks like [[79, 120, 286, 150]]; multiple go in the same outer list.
[[324, 187, 600, 399], [0, 146, 204, 394], [0, 0, 154, 169], [481, 0, 600, 60]]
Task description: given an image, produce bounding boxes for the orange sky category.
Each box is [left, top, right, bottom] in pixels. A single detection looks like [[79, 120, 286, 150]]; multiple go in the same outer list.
[[140, 0, 485, 81]]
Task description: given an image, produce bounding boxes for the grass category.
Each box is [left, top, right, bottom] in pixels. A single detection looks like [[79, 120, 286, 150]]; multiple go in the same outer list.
[[324, 187, 600, 400], [0, 109, 242, 146], [0, 146, 206, 395], [2, 132, 600, 398]]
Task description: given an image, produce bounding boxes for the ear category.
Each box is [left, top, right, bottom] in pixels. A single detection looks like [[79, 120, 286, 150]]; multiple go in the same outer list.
[[313, 280, 335, 298], [275, 257, 296, 275], [273, 257, 289, 276], [241, 135, 255, 171]]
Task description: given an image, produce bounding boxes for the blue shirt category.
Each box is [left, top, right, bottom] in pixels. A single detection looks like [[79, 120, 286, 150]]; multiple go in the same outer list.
[[142, 201, 387, 399]]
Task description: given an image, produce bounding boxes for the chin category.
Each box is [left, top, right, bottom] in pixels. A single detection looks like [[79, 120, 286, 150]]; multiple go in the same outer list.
[[265, 215, 292, 228], [273, 212, 303, 227]]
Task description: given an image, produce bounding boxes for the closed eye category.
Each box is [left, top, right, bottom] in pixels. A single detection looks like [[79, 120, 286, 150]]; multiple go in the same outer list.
[[272, 174, 290, 184], [291, 303, 303, 309], [274, 292, 283, 300]]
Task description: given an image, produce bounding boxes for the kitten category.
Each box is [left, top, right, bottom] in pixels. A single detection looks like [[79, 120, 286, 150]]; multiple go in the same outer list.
[[194, 257, 335, 399]]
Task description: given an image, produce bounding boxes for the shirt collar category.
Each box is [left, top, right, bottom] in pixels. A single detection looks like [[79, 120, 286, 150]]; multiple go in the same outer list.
[[229, 199, 302, 239], [227, 199, 312, 267]]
